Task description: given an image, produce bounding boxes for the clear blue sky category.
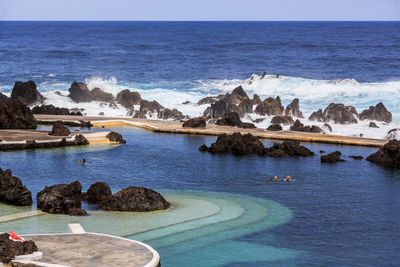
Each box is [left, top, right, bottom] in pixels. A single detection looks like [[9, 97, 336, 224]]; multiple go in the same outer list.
[[1, 0, 399, 21]]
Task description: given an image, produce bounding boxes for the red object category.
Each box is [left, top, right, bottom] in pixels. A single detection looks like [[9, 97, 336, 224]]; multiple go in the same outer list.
[[9, 231, 25, 243]]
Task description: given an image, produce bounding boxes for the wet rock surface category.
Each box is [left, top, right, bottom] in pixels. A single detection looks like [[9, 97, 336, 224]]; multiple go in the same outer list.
[[359, 102, 392, 123], [290, 120, 323, 133], [285, 98, 303, 118], [386, 128, 400, 140], [32, 104, 82, 116], [349, 155, 363, 160], [11, 80, 44, 106], [82, 182, 112, 204], [182, 118, 206, 128], [49, 121, 71, 136], [37, 181, 86, 215], [216, 112, 255, 128], [68, 82, 113, 103], [309, 103, 358, 124], [99, 186, 170, 212], [254, 96, 284, 116], [106, 131, 126, 144], [200, 132, 314, 157], [0, 233, 38, 264], [366, 140, 400, 168], [267, 124, 282, 131], [116, 89, 142, 109], [0, 168, 32, 206], [270, 116, 294, 125], [321, 151, 345, 163], [369, 122, 379, 128]]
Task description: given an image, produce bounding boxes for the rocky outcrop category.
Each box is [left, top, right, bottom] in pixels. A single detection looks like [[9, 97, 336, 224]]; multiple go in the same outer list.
[[106, 131, 126, 144], [38, 120, 92, 128], [321, 151, 345, 163], [49, 121, 71, 136], [265, 140, 315, 158], [323, 123, 332, 132], [90, 88, 114, 102], [116, 89, 142, 109], [285, 98, 303, 118], [182, 118, 206, 128], [68, 82, 113, 103], [0, 99, 37, 129], [290, 120, 323, 133], [359, 102, 392, 123], [309, 103, 358, 124], [0, 168, 32, 206], [387, 128, 400, 140], [267, 124, 282, 131], [82, 182, 112, 204], [37, 181, 86, 215], [202, 86, 259, 118], [254, 96, 284, 116], [366, 140, 400, 168], [201, 133, 266, 156], [216, 112, 256, 128], [99, 186, 170, 212], [11, 80, 44, 106], [198, 94, 225, 105], [369, 122, 379, 128], [0, 233, 38, 264], [200, 133, 314, 158], [157, 108, 187, 121], [270, 116, 294, 125], [32, 104, 82, 116]]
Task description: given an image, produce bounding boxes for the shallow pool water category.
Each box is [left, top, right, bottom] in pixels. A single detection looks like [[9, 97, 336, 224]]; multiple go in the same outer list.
[[0, 127, 400, 266]]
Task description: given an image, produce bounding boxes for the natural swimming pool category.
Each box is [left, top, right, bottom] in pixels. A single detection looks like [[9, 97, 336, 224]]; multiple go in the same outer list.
[[1, 127, 399, 266]]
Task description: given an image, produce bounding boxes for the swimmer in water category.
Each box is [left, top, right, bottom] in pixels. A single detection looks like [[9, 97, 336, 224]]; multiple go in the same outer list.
[[274, 176, 278, 181], [284, 175, 291, 182]]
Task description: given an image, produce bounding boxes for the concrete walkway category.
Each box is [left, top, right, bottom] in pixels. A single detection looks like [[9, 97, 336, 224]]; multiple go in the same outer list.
[[35, 115, 388, 147]]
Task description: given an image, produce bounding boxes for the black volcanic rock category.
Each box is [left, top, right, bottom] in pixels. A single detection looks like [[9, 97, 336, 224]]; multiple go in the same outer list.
[[37, 181, 85, 215], [199, 144, 208, 151], [182, 118, 206, 128], [0, 168, 32, 206], [308, 109, 324, 122], [290, 120, 323, 133], [204, 132, 266, 156], [369, 122, 379, 128], [0, 99, 37, 129], [49, 121, 71, 136], [216, 112, 255, 128], [254, 96, 284, 116], [366, 140, 400, 168], [99, 186, 170, 212], [90, 87, 114, 102], [32, 104, 70, 115], [11, 80, 44, 106], [116, 89, 142, 109], [321, 151, 345, 163], [323, 123, 332, 132], [106, 131, 126, 144], [285, 98, 303, 118], [82, 182, 112, 204], [267, 124, 282, 131], [309, 103, 358, 124], [157, 108, 187, 121], [68, 82, 92, 102], [0, 233, 38, 264], [359, 102, 392, 123], [266, 140, 314, 157], [349, 155, 363, 160], [270, 116, 294, 125]]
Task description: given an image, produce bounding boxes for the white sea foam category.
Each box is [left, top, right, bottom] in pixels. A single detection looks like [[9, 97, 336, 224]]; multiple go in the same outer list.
[[12, 73, 400, 140]]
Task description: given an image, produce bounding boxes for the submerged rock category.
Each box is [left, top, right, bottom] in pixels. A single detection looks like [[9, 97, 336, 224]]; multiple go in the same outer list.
[[82, 182, 112, 204], [49, 121, 71, 136], [369, 122, 379, 128], [290, 120, 323, 133], [0, 168, 32, 206], [0, 99, 37, 129], [366, 140, 400, 168], [99, 186, 170, 212], [106, 131, 126, 144], [11, 80, 44, 106], [182, 118, 206, 128], [359, 102, 392, 123], [37, 181, 86, 215], [0, 233, 38, 264], [349, 155, 363, 160], [321, 151, 345, 163]]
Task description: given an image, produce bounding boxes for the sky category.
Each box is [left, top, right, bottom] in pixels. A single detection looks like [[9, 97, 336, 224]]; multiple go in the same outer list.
[[0, 0, 399, 21]]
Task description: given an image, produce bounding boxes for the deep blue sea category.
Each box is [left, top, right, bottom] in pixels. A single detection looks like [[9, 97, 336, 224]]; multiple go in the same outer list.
[[0, 22, 400, 266]]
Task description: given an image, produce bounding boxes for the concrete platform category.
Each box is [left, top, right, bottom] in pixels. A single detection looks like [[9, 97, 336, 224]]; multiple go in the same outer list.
[[16, 232, 160, 267], [35, 115, 388, 147]]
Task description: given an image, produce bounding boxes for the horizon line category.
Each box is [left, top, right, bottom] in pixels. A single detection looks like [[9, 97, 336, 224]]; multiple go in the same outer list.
[[1, 19, 399, 22]]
